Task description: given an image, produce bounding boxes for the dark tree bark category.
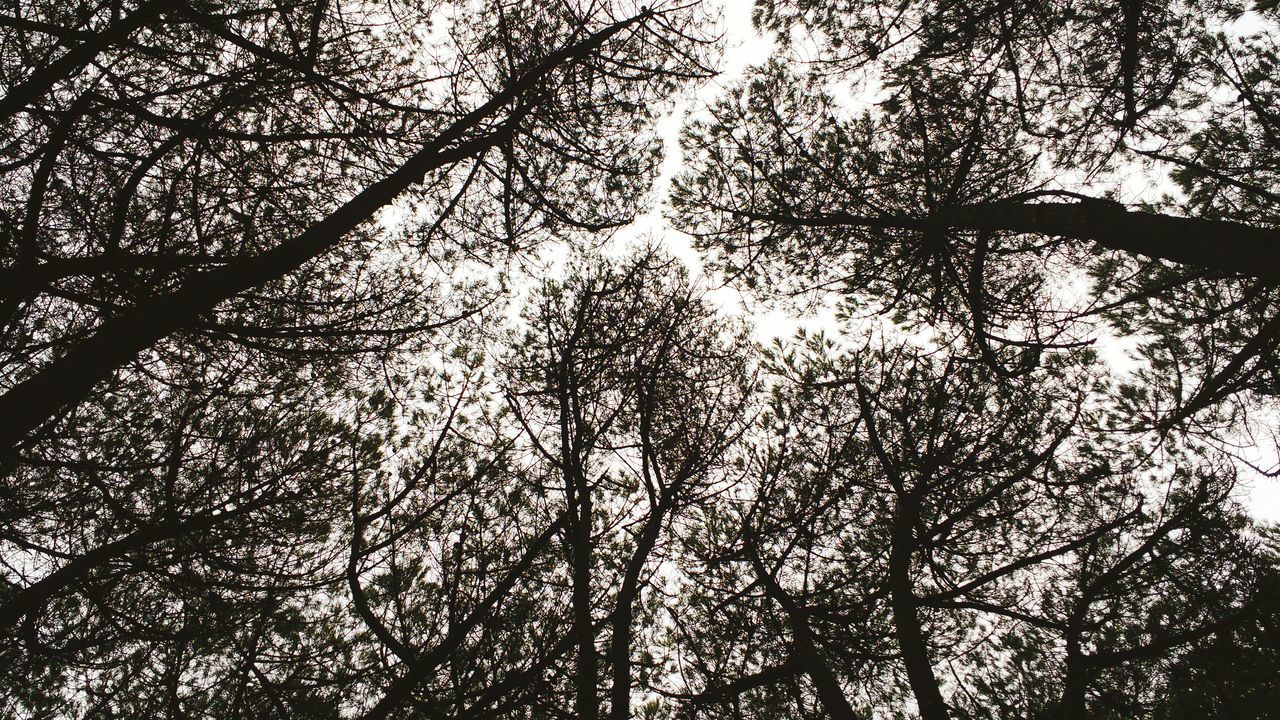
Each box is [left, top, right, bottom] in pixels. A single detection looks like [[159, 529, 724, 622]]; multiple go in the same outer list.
[[572, 487, 598, 720], [740, 199, 1280, 282], [0, 0, 175, 122], [0, 505, 256, 632], [607, 500, 666, 720], [887, 491, 951, 720], [609, 385, 685, 720], [1053, 620, 1089, 720], [0, 10, 652, 454], [749, 544, 860, 720]]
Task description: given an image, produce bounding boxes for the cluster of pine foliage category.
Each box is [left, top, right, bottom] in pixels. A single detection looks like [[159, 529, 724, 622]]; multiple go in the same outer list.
[[2, 0, 1279, 718]]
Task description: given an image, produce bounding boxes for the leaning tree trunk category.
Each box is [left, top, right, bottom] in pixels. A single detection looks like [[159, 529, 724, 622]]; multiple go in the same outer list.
[[0, 11, 653, 453], [888, 491, 951, 720], [747, 199, 1280, 282]]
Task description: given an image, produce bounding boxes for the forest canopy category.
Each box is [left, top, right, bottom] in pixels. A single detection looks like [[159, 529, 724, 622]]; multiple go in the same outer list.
[[1, 1, 1279, 718]]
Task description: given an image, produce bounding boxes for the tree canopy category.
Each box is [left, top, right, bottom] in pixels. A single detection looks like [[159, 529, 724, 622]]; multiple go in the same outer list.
[[2, 1, 1279, 719]]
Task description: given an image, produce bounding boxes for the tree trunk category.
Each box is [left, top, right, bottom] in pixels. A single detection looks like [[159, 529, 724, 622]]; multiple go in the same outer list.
[[608, 495, 670, 720], [573, 492, 598, 720], [950, 201, 1280, 280], [749, 549, 859, 720], [888, 492, 951, 720], [0, 11, 653, 454], [747, 199, 1280, 282], [1053, 633, 1088, 720]]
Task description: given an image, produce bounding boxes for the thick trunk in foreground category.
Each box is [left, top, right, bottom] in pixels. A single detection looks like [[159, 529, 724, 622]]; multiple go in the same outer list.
[[0, 11, 652, 454], [1053, 636, 1088, 720], [950, 201, 1280, 280], [748, 199, 1280, 282], [888, 493, 950, 720]]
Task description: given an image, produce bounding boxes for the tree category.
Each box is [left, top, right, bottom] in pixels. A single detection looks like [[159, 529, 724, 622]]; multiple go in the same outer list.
[[0, 2, 719, 709], [6, 2, 1280, 718], [672, 1, 1280, 426], [1151, 525, 1280, 720], [669, 333, 1269, 720], [0, 0, 716, 453], [0, 1, 721, 707], [0, 347, 361, 717], [502, 248, 754, 720]]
